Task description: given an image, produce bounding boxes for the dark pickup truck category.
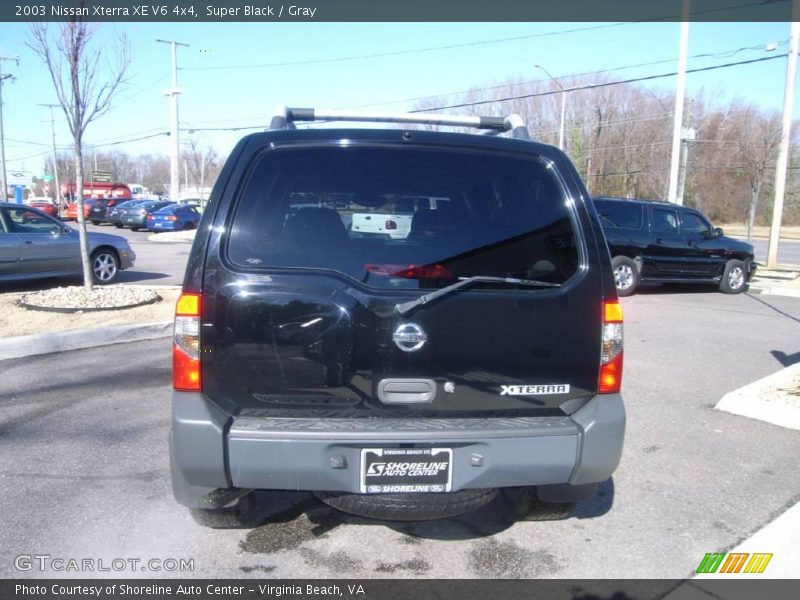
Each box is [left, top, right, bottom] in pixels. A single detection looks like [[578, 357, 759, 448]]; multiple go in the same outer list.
[[593, 197, 757, 296]]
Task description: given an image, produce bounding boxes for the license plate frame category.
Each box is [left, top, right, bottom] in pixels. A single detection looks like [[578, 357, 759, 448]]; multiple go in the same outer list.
[[360, 447, 453, 494]]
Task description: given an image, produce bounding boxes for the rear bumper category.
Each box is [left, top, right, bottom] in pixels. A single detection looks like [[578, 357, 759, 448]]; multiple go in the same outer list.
[[170, 392, 625, 507]]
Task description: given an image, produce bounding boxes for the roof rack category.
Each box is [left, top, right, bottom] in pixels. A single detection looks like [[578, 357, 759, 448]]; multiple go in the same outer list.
[[269, 105, 530, 140]]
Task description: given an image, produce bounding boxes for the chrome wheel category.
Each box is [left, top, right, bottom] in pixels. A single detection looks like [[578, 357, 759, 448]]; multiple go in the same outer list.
[[614, 264, 634, 291], [92, 252, 118, 283], [728, 266, 745, 290]]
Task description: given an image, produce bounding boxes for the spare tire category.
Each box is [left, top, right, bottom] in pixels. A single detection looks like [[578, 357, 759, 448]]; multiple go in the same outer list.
[[315, 488, 497, 521]]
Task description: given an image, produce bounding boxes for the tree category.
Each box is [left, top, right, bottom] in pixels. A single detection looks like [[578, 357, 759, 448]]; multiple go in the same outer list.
[[182, 136, 220, 204], [28, 15, 130, 289]]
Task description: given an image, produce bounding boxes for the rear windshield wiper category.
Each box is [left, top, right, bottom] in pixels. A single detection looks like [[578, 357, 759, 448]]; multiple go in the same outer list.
[[395, 276, 561, 315]]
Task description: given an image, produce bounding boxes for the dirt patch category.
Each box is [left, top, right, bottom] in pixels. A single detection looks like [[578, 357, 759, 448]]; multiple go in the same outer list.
[[468, 539, 561, 577], [0, 287, 180, 338]]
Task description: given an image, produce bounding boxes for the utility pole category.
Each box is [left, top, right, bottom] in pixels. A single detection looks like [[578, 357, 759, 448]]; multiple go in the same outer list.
[[676, 97, 696, 206], [767, 19, 800, 268], [535, 64, 567, 151], [668, 0, 691, 205], [0, 55, 20, 201], [156, 38, 189, 202], [38, 103, 62, 207]]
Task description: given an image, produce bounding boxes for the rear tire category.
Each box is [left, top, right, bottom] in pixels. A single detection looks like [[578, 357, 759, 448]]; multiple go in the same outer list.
[[91, 220, 100, 226], [130, 226, 139, 232], [316, 489, 497, 521], [611, 255, 639, 297], [114, 223, 123, 228], [183, 222, 195, 231], [503, 487, 574, 521], [720, 259, 748, 294]]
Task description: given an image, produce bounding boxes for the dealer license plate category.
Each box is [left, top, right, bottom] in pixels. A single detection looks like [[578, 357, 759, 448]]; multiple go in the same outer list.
[[360, 448, 452, 493]]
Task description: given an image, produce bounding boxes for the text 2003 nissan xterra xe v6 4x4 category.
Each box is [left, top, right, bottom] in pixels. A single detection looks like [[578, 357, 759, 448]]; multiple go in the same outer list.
[[170, 107, 626, 527]]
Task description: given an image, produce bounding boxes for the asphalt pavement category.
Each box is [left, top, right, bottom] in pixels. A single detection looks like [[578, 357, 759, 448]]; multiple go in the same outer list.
[[1, 290, 799, 579]]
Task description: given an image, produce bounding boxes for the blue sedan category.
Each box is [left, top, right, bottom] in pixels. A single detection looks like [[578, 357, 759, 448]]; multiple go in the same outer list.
[[146, 204, 202, 232]]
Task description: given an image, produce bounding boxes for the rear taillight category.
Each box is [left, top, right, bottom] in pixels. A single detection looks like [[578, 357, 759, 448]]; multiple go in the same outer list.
[[385, 219, 397, 230], [173, 293, 201, 391], [166, 215, 178, 221], [599, 301, 623, 394]]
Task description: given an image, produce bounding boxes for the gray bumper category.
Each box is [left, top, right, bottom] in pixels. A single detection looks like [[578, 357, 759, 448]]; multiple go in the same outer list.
[[170, 392, 625, 507], [119, 248, 135, 270]]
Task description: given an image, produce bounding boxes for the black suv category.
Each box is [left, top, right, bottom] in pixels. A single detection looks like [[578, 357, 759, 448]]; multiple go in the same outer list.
[[89, 197, 128, 225], [170, 107, 626, 527], [594, 197, 757, 296]]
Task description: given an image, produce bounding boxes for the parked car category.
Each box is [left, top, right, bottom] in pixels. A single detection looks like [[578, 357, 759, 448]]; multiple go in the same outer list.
[[593, 197, 757, 296], [24, 197, 59, 219], [66, 198, 96, 221], [107, 200, 145, 228], [146, 204, 201, 232], [171, 107, 625, 528], [89, 197, 130, 225], [0, 203, 135, 284], [118, 200, 173, 231]]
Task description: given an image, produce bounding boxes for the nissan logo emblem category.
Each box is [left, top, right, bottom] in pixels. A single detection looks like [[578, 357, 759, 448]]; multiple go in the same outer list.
[[392, 323, 427, 352]]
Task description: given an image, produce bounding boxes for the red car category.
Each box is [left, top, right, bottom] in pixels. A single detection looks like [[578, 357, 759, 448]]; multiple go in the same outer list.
[[25, 198, 59, 219], [66, 198, 95, 221]]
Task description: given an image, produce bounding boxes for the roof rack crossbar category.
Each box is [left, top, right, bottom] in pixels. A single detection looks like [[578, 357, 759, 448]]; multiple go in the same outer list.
[[271, 106, 530, 140]]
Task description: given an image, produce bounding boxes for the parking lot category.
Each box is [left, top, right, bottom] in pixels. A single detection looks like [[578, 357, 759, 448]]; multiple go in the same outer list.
[[1, 286, 799, 578]]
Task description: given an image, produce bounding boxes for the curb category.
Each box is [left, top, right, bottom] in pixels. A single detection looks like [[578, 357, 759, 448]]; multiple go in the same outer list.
[[147, 232, 196, 243], [715, 363, 800, 430], [0, 321, 172, 362]]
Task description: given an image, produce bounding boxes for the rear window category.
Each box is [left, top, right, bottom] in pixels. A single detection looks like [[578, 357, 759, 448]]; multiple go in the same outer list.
[[594, 199, 643, 229], [226, 146, 580, 290]]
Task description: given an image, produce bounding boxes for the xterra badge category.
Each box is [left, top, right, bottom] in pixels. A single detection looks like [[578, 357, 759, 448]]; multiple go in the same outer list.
[[500, 384, 571, 395]]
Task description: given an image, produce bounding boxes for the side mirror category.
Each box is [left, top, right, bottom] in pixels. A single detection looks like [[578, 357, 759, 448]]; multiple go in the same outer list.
[[50, 225, 61, 237], [713, 227, 724, 238]]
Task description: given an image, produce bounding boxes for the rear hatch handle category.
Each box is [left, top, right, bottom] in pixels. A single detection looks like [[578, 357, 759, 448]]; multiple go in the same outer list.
[[395, 276, 561, 316]]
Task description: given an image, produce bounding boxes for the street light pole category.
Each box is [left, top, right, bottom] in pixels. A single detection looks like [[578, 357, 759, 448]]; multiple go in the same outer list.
[[667, 0, 691, 205], [767, 20, 800, 268], [0, 55, 19, 201], [38, 103, 62, 207], [156, 38, 189, 202], [534, 64, 566, 151]]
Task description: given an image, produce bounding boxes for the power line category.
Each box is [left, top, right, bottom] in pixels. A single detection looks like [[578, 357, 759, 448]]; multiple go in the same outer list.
[[182, 23, 632, 72], [412, 54, 787, 113], [343, 41, 787, 111]]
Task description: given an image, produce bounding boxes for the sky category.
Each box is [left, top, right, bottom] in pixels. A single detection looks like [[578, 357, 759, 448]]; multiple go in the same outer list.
[[0, 20, 795, 178]]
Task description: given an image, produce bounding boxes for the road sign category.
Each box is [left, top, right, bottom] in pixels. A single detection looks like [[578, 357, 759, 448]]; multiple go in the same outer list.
[[92, 170, 112, 183]]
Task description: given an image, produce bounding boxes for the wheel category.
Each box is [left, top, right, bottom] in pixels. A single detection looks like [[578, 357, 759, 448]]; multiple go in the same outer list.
[[720, 259, 748, 294], [114, 223, 123, 228], [91, 220, 100, 226], [189, 494, 259, 529], [183, 222, 195, 231], [315, 489, 497, 521], [503, 487, 574, 521], [611, 255, 639, 297], [90, 248, 120, 284], [130, 226, 139, 231]]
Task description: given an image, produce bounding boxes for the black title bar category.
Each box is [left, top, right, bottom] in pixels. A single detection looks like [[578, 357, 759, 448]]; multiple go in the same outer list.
[[0, 0, 796, 23]]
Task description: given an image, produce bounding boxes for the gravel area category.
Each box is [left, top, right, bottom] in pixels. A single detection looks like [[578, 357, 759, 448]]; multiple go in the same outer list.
[[1, 286, 181, 338], [19, 285, 160, 311]]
